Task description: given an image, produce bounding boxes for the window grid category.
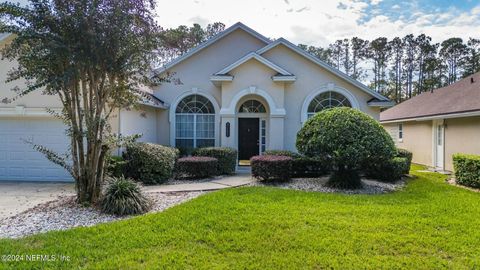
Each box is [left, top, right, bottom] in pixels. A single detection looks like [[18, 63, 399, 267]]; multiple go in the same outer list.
[[239, 100, 267, 113], [398, 124, 403, 140], [260, 119, 266, 153], [307, 91, 352, 119], [175, 94, 215, 150]]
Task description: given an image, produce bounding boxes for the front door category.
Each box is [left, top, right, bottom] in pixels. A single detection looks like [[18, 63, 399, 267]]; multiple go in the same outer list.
[[435, 122, 444, 169], [238, 118, 260, 163]]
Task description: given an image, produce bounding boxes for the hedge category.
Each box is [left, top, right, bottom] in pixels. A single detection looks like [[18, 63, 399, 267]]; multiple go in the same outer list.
[[123, 143, 179, 184], [263, 150, 328, 177], [251, 155, 292, 181], [192, 147, 237, 175], [366, 157, 408, 182], [397, 148, 413, 174], [453, 154, 480, 188], [175, 156, 218, 179], [105, 155, 127, 178]]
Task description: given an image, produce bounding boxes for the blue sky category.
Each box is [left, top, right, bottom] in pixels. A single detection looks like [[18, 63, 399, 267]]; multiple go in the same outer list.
[[156, 0, 480, 47]]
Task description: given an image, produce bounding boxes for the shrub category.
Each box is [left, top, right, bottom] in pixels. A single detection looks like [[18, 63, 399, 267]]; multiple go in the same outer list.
[[296, 107, 396, 189], [250, 155, 292, 181], [453, 154, 480, 188], [123, 142, 179, 184], [105, 155, 127, 178], [175, 156, 218, 179], [101, 176, 152, 216], [291, 157, 329, 178], [263, 150, 329, 177], [397, 149, 413, 174], [263, 150, 302, 159], [366, 157, 408, 182], [192, 147, 237, 175]]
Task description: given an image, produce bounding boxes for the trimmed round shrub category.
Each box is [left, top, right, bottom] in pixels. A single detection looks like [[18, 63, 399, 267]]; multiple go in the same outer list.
[[453, 153, 480, 188], [123, 142, 179, 184], [105, 155, 127, 178], [175, 156, 218, 179], [296, 107, 396, 188], [251, 155, 293, 181], [101, 176, 152, 216], [192, 147, 238, 175], [397, 148, 413, 174]]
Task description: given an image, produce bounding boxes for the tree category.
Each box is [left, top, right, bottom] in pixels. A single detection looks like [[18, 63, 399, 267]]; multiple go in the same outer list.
[[0, 0, 161, 203], [402, 34, 417, 98], [388, 37, 403, 102], [329, 40, 343, 70], [463, 38, 480, 77], [350, 37, 369, 80], [440, 38, 467, 84], [298, 44, 333, 65], [296, 108, 396, 189], [158, 22, 225, 66], [367, 37, 391, 93], [415, 34, 436, 94]]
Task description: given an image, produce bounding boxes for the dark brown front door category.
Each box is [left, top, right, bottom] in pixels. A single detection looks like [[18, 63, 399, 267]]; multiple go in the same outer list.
[[238, 118, 259, 161]]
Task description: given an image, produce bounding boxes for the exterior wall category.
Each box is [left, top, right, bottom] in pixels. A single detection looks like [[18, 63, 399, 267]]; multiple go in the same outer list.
[[119, 105, 158, 143], [444, 116, 480, 171], [383, 121, 433, 167], [0, 36, 63, 112]]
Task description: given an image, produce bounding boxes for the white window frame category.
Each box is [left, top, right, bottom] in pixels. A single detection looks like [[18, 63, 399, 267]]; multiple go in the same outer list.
[[175, 113, 215, 148]]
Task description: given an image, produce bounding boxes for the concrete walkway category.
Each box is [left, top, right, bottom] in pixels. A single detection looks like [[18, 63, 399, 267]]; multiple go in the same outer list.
[[0, 173, 254, 219], [0, 182, 75, 219], [144, 173, 255, 193]]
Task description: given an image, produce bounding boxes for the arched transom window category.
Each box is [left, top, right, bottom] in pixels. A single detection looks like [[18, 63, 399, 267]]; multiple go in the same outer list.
[[307, 91, 352, 118], [175, 94, 215, 150], [238, 100, 266, 113]]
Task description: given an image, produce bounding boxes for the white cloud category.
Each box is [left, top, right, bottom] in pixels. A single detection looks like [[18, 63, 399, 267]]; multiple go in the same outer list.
[[155, 0, 480, 47]]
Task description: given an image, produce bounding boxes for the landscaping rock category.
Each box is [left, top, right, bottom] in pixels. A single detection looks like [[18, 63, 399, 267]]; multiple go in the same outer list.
[[0, 191, 204, 239]]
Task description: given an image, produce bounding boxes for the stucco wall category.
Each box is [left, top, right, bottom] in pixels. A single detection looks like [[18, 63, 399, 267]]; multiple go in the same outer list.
[[444, 116, 480, 171], [383, 121, 433, 167], [119, 105, 158, 143], [0, 36, 63, 111]]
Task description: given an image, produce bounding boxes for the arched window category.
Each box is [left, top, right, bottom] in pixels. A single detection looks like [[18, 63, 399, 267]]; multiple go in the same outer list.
[[238, 100, 266, 113], [307, 91, 352, 118], [175, 94, 215, 150]]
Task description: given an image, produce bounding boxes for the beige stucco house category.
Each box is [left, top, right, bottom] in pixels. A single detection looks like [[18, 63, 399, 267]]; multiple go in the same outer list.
[[381, 72, 480, 172], [0, 22, 392, 181]]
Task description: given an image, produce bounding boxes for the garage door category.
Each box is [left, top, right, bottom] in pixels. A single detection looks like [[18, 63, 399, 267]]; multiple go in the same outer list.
[[0, 118, 72, 181]]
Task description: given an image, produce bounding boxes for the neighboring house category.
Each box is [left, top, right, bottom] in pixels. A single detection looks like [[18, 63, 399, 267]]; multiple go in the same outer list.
[[0, 22, 393, 181], [381, 72, 480, 172]]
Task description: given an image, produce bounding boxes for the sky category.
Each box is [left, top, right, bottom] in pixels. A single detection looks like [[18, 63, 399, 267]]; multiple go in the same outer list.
[[155, 0, 480, 47]]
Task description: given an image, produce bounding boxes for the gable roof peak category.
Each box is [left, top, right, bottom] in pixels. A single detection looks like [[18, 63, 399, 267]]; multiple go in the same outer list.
[[214, 51, 292, 76], [154, 22, 271, 75]]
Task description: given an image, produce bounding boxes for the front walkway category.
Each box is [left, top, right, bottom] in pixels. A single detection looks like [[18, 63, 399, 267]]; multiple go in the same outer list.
[[144, 173, 255, 193]]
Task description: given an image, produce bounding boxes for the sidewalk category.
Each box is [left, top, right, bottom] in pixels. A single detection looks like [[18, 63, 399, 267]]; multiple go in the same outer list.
[[144, 173, 255, 193]]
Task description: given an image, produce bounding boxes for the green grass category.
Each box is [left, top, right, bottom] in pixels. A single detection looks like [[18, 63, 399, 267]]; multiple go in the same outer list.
[[1, 164, 480, 269]]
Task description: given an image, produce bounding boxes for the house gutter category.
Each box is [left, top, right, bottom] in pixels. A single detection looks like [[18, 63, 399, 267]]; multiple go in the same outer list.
[[380, 110, 480, 124]]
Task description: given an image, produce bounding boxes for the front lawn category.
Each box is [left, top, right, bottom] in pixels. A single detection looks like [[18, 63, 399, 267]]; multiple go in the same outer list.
[[1, 165, 480, 269]]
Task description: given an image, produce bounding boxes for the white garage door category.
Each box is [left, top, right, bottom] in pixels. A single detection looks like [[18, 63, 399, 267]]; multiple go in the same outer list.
[[0, 118, 72, 181]]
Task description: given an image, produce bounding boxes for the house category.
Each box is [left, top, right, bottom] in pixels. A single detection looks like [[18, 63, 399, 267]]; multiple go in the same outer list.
[[381, 72, 480, 172], [0, 22, 392, 181]]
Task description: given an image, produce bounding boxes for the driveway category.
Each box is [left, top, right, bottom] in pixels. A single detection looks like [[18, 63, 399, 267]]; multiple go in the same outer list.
[[0, 182, 75, 219]]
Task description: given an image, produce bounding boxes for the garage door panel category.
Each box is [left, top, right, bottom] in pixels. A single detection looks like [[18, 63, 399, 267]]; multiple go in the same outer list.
[[0, 118, 72, 181]]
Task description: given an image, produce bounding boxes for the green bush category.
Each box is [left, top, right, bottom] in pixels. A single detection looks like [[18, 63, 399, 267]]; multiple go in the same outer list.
[[175, 156, 218, 179], [397, 149, 413, 174], [296, 107, 396, 189], [192, 147, 237, 175], [251, 155, 292, 181], [123, 142, 179, 184], [101, 176, 152, 216], [263, 150, 329, 177], [453, 154, 480, 188], [105, 155, 127, 178], [291, 157, 329, 178], [263, 150, 302, 159], [366, 157, 408, 182]]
